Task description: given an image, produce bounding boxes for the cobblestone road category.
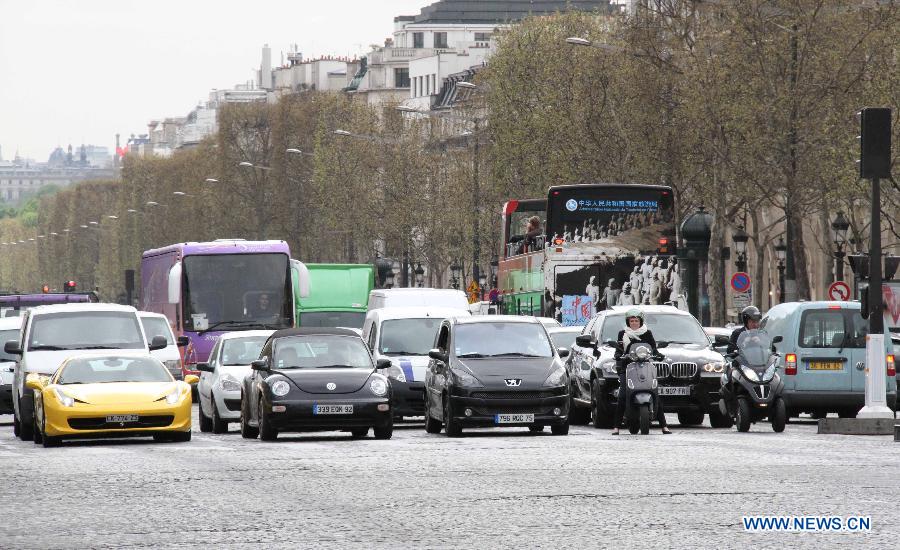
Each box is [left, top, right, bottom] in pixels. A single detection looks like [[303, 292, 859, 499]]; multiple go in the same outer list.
[[1, 409, 897, 549]]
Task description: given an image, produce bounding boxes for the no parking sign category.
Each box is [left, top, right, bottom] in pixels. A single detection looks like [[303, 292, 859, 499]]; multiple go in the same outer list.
[[828, 281, 850, 301], [731, 272, 751, 293]]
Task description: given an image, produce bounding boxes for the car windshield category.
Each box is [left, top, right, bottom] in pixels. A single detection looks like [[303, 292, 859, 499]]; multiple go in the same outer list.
[[140, 317, 174, 346], [28, 311, 145, 351], [601, 313, 708, 346], [454, 322, 553, 358], [274, 335, 372, 369], [380, 318, 443, 356], [0, 329, 20, 361], [299, 311, 366, 329], [221, 336, 268, 366], [736, 330, 772, 367], [58, 357, 172, 384], [548, 330, 578, 350]]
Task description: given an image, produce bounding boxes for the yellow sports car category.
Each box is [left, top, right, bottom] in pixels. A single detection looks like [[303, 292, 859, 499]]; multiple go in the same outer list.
[[27, 355, 198, 447]]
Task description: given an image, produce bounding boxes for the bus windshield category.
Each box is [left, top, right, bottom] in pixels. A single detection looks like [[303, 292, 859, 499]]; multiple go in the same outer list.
[[182, 253, 292, 332]]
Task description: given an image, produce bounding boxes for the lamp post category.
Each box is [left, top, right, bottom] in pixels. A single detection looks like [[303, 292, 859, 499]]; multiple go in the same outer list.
[[830, 211, 849, 282], [414, 264, 425, 287], [774, 237, 787, 304], [450, 261, 462, 290], [489, 253, 499, 288], [390, 260, 401, 289], [732, 225, 750, 273]]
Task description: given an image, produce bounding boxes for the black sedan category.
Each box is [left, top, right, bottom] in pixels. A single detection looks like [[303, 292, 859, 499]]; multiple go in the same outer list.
[[240, 328, 393, 441], [424, 316, 570, 437]]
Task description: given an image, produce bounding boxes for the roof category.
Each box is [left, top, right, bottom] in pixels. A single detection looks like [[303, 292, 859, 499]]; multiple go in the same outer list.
[[410, 0, 617, 24], [137, 311, 166, 319], [217, 329, 277, 341], [370, 288, 465, 295], [453, 315, 541, 325], [768, 301, 861, 312], [546, 326, 582, 334], [269, 327, 361, 339], [142, 240, 290, 258], [367, 306, 470, 321], [28, 303, 139, 316]]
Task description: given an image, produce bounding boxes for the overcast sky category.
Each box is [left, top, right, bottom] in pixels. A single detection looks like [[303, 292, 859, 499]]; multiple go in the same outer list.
[[0, 0, 431, 161]]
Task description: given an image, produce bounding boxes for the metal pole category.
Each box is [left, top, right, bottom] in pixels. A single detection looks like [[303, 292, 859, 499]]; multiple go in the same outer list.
[[860, 176, 890, 418], [777, 263, 786, 304], [834, 249, 845, 282], [784, 27, 799, 302], [472, 118, 480, 289]]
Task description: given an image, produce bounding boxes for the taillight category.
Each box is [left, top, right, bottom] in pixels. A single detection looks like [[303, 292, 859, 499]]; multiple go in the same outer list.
[[785, 353, 797, 375], [887, 355, 896, 377]]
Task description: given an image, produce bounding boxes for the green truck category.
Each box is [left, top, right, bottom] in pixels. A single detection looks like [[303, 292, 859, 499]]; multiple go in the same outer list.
[[291, 263, 375, 329]]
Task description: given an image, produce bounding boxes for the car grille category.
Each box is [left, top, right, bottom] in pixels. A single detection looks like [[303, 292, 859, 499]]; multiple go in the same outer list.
[[470, 391, 557, 400], [68, 415, 175, 430], [654, 362, 698, 379], [224, 398, 241, 412]]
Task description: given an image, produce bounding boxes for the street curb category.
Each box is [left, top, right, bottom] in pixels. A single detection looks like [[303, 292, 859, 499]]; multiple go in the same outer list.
[[817, 417, 894, 435]]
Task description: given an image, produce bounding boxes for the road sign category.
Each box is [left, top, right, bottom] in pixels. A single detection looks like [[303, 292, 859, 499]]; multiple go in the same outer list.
[[733, 292, 751, 309], [828, 280, 851, 301], [730, 272, 751, 293]]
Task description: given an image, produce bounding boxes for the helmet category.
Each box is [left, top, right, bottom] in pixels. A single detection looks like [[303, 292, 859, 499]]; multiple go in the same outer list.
[[740, 306, 761, 326], [625, 308, 644, 326]]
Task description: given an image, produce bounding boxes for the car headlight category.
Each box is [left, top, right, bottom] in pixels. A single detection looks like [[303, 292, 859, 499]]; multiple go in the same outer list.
[[54, 387, 75, 407], [762, 364, 776, 382], [271, 380, 290, 397], [703, 361, 725, 373], [741, 367, 760, 383], [451, 367, 483, 388], [165, 386, 182, 405], [219, 374, 241, 392], [369, 376, 388, 396], [543, 364, 567, 387], [385, 364, 407, 383], [164, 359, 181, 372]]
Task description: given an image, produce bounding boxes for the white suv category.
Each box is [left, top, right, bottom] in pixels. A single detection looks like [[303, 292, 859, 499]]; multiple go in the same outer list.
[[5, 303, 166, 441]]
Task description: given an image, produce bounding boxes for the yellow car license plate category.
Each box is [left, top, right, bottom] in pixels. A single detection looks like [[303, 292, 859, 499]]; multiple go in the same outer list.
[[809, 361, 843, 371]]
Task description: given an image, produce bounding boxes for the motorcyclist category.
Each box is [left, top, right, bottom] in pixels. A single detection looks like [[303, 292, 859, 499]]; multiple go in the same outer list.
[[727, 306, 762, 354], [611, 309, 672, 435]]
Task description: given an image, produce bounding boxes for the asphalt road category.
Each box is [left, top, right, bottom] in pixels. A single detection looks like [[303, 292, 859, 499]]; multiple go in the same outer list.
[[0, 409, 897, 549]]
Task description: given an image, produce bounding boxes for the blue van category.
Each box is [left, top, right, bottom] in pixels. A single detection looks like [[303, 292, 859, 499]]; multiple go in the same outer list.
[[761, 301, 896, 419]]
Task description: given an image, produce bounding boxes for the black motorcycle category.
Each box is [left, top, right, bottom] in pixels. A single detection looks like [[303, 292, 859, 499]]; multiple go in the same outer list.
[[622, 343, 660, 435], [718, 330, 786, 432]]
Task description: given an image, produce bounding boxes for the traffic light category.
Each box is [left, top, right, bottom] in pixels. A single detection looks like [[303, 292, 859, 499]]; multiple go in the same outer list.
[[857, 107, 891, 179], [63, 280, 77, 293]]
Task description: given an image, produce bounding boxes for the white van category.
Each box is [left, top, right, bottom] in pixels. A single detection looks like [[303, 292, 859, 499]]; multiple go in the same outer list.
[[6, 303, 165, 441], [367, 288, 470, 313], [139, 311, 183, 380], [0, 316, 23, 414]]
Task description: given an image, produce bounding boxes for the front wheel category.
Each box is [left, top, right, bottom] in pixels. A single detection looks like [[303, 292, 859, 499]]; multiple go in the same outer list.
[[40, 412, 59, 448], [211, 395, 228, 434], [551, 422, 569, 436], [240, 393, 259, 439], [198, 398, 213, 432], [568, 394, 590, 425], [677, 410, 704, 426], [373, 426, 392, 440], [592, 380, 613, 429], [424, 392, 443, 434], [708, 407, 733, 428], [771, 397, 787, 433], [258, 399, 278, 441], [639, 405, 650, 435], [18, 399, 33, 441], [736, 397, 752, 432], [443, 397, 462, 437]]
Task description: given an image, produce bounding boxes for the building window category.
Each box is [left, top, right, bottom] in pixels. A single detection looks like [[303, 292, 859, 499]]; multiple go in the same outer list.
[[475, 32, 492, 42], [394, 68, 410, 88], [413, 32, 424, 49], [434, 32, 448, 49]]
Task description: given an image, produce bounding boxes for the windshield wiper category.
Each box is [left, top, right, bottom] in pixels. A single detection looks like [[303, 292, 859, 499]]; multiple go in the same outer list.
[[488, 352, 544, 358], [28, 345, 66, 351], [68, 345, 122, 350], [383, 351, 424, 356], [198, 320, 276, 335], [314, 365, 355, 369]]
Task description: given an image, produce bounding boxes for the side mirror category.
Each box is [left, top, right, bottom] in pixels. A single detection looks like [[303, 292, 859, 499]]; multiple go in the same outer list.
[[557, 347, 570, 358], [602, 340, 617, 348], [291, 259, 311, 299], [167, 261, 182, 305], [176, 336, 190, 348], [149, 335, 168, 351], [656, 341, 669, 349], [195, 362, 213, 373], [375, 358, 392, 370], [251, 358, 270, 371], [428, 348, 448, 362], [25, 373, 44, 391], [4, 340, 22, 356], [772, 335, 783, 344], [575, 335, 597, 348], [183, 374, 200, 385]]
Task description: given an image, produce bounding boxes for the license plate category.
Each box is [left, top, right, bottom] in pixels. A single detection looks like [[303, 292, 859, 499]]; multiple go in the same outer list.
[[809, 361, 843, 371], [313, 404, 353, 415], [658, 386, 690, 396], [106, 415, 138, 423], [495, 413, 534, 424]]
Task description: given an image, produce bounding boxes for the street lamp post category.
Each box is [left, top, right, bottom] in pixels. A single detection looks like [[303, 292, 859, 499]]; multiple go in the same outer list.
[[774, 237, 787, 304], [732, 225, 750, 273], [489, 253, 499, 288], [830, 211, 850, 282], [414, 264, 425, 288], [450, 261, 462, 290]]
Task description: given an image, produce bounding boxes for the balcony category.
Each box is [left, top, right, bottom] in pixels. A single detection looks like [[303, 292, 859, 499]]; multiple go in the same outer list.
[[369, 47, 457, 65]]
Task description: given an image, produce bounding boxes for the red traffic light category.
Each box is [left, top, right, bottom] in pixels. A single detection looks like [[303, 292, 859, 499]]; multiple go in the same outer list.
[[64, 281, 77, 292]]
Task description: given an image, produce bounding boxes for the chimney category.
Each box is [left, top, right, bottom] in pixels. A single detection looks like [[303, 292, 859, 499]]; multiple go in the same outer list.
[[260, 44, 273, 90]]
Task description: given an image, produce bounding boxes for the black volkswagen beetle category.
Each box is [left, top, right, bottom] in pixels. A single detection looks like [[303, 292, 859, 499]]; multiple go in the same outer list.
[[240, 327, 393, 441], [424, 316, 570, 437]]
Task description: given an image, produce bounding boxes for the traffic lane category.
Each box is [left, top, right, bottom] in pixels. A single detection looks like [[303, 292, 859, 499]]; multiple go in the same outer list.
[[0, 409, 897, 549]]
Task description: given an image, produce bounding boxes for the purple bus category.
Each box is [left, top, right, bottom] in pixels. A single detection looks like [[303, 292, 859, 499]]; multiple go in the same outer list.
[[141, 239, 309, 378], [0, 292, 99, 317]]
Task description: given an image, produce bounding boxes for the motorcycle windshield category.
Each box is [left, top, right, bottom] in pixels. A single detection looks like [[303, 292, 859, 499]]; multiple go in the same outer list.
[[736, 330, 772, 367]]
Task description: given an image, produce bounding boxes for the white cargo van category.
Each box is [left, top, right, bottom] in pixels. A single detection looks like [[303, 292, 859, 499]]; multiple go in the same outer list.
[[367, 288, 470, 313]]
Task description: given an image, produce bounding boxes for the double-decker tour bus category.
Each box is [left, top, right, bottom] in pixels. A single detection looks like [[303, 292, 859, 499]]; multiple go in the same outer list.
[[497, 184, 678, 326], [141, 239, 309, 377]]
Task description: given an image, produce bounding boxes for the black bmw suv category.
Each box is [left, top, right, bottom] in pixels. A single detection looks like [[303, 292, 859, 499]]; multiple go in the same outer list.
[[423, 316, 570, 437]]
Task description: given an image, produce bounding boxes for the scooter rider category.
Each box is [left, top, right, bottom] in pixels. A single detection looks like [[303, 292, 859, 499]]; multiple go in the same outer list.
[[727, 306, 762, 354], [611, 309, 672, 435]]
